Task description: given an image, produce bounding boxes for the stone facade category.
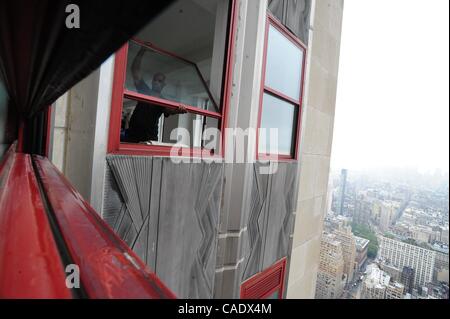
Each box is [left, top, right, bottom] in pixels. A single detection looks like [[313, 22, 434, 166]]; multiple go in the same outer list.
[[287, 0, 344, 298]]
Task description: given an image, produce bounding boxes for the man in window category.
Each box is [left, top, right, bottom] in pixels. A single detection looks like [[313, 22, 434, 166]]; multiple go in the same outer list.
[[123, 46, 186, 143]]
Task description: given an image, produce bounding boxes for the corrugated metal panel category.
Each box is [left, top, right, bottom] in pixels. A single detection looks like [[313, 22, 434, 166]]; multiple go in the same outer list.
[[104, 155, 224, 298], [241, 162, 299, 281]]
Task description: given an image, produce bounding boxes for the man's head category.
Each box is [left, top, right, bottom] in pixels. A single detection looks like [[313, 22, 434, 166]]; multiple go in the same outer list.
[[152, 72, 166, 94]]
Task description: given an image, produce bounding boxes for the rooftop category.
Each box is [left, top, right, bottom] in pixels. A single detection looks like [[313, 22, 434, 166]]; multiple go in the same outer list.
[[364, 263, 391, 289], [355, 236, 370, 249]]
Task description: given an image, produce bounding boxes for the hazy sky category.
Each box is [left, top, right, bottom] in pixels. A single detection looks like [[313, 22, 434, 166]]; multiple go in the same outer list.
[[332, 0, 449, 173]]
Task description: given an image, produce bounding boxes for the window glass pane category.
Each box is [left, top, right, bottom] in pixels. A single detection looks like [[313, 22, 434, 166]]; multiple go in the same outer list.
[[125, 41, 217, 112], [265, 25, 303, 101], [132, 0, 230, 112], [258, 93, 297, 156], [121, 98, 220, 152], [266, 290, 280, 299]]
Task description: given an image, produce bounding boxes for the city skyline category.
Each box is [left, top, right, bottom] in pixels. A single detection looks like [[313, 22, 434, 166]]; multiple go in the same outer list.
[[323, 163, 448, 299], [332, 0, 449, 173]]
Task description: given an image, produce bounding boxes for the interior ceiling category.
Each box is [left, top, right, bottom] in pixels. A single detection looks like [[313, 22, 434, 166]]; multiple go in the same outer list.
[[136, 0, 220, 63]]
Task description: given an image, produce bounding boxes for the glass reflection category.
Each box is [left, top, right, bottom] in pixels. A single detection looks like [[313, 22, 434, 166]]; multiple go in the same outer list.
[[265, 25, 303, 101], [121, 98, 219, 151], [259, 93, 297, 156], [125, 41, 218, 112]]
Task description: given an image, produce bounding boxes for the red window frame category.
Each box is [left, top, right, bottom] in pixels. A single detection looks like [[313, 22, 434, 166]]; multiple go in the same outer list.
[[256, 12, 308, 162], [240, 258, 287, 299], [108, 0, 238, 158]]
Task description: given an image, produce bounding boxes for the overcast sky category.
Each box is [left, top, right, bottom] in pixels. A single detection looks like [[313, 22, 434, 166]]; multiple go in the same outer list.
[[331, 0, 449, 174]]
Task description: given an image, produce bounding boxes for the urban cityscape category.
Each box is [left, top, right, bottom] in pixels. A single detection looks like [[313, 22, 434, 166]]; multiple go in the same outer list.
[[315, 168, 449, 299]]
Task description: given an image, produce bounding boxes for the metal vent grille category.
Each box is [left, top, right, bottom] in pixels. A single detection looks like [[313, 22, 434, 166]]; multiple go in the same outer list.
[[245, 268, 282, 298], [240, 258, 286, 299]]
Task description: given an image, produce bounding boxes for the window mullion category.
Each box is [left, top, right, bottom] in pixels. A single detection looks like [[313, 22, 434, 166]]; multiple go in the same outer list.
[[124, 90, 222, 119], [263, 86, 301, 106]]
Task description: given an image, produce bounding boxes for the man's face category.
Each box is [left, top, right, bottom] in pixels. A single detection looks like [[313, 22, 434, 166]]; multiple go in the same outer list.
[[152, 74, 166, 93]]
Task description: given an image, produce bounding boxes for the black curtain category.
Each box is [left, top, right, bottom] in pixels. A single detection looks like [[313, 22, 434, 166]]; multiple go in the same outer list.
[[0, 0, 174, 154]]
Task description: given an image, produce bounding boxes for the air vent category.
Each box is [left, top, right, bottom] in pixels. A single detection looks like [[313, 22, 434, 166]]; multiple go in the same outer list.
[[241, 258, 286, 299]]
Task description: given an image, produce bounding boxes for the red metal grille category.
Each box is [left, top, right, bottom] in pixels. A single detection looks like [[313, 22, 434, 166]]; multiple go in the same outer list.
[[240, 258, 286, 299]]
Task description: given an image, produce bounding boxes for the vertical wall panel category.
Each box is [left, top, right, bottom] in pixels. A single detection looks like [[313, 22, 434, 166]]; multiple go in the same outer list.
[[263, 162, 299, 268], [157, 160, 223, 298], [242, 163, 271, 281], [241, 162, 299, 281], [103, 155, 223, 298], [103, 155, 298, 298], [105, 156, 156, 264]]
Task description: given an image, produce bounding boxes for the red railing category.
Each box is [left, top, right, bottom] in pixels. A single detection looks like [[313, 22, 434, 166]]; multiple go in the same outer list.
[[0, 144, 176, 299], [0, 147, 72, 298]]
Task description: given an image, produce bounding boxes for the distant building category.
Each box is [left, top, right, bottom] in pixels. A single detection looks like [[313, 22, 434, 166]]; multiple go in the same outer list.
[[323, 213, 352, 233], [339, 169, 348, 216], [371, 201, 382, 226], [441, 227, 449, 245], [431, 242, 449, 255], [333, 226, 357, 283], [379, 236, 436, 289], [424, 282, 449, 299], [392, 223, 413, 239], [379, 202, 398, 232], [410, 225, 435, 244], [353, 195, 372, 225], [434, 251, 449, 284], [385, 281, 405, 299], [315, 233, 345, 299], [380, 261, 401, 282], [361, 270, 388, 299], [436, 268, 449, 284], [355, 236, 369, 270], [400, 266, 415, 294], [362, 263, 404, 299]]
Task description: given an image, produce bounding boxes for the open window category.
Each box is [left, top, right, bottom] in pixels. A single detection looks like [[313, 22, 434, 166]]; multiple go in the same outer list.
[[109, 0, 236, 157], [257, 13, 307, 160]]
